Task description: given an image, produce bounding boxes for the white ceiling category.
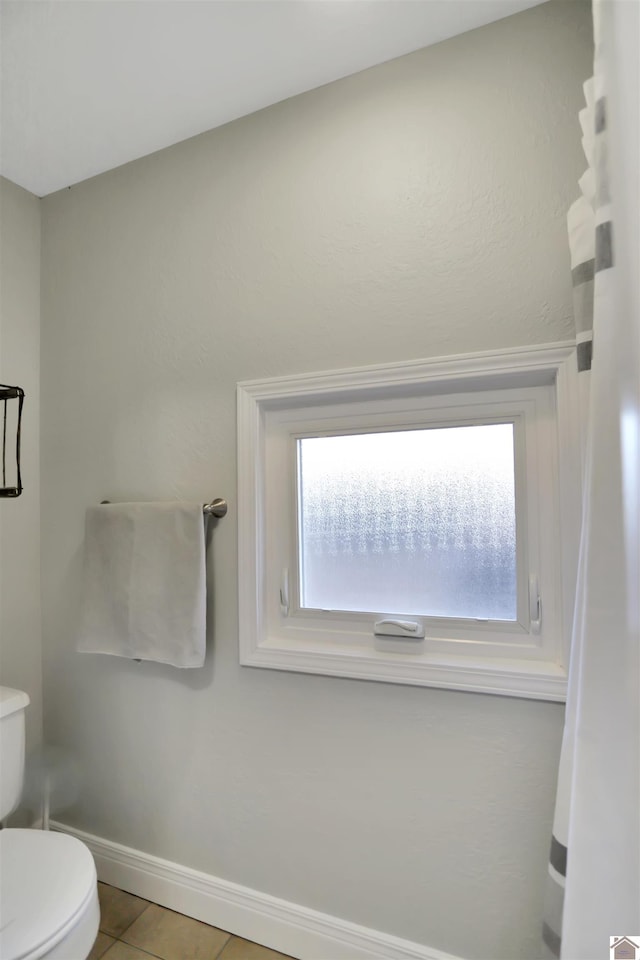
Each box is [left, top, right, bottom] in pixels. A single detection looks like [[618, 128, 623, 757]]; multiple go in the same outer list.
[[0, 0, 545, 197]]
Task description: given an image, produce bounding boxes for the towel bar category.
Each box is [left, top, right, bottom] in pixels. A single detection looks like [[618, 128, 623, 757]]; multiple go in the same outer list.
[[100, 498, 228, 518]]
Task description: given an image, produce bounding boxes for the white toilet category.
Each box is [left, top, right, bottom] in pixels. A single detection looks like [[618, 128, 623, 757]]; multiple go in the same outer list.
[[0, 686, 100, 960]]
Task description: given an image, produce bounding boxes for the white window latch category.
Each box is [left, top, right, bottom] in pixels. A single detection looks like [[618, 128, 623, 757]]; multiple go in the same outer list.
[[529, 575, 542, 634], [374, 619, 425, 640], [280, 568, 289, 616]]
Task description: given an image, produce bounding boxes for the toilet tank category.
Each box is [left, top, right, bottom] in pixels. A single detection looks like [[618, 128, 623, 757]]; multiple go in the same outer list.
[[0, 686, 30, 820]]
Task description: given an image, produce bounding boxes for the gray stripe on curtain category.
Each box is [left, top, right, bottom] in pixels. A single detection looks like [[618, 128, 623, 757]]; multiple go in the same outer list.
[[595, 97, 606, 133], [550, 834, 568, 875], [571, 257, 594, 342], [596, 220, 613, 271], [573, 282, 594, 337], [577, 340, 593, 372], [543, 922, 561, 957], [572, 259, 595, 285], [543, 870, 566, 957]]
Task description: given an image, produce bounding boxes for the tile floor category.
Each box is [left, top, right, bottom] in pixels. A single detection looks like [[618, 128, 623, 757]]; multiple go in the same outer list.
[[90, 882, 298, 960]]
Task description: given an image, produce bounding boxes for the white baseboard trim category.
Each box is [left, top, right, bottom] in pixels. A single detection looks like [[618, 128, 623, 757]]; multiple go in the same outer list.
[[50, 820, 463, 960]]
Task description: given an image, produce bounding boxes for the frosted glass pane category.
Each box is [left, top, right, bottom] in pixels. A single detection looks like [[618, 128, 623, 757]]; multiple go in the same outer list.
[[298, 424, 517, 620]]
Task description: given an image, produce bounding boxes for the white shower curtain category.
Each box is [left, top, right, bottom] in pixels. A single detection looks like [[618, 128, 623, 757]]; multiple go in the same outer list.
[[544, 1, 640, 958]]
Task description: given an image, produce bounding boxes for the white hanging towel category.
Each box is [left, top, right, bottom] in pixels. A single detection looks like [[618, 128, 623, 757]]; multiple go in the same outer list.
[[77, 502, 207, 667]]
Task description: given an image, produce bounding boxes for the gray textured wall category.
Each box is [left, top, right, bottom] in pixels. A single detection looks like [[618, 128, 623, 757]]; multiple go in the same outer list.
[[0, 176, 42, 755], [39, 3, 592, 957]]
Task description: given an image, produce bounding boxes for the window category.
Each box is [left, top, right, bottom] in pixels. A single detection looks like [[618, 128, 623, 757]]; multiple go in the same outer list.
[[296, 424, 517, 620], [237, 344, 581, 700]]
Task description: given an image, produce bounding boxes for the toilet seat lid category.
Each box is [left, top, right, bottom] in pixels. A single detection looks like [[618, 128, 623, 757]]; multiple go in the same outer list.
[[0, 828, 97, 960]]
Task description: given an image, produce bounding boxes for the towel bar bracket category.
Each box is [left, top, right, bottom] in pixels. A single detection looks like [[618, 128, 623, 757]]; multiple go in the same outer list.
[[203, 498, 228, 518]]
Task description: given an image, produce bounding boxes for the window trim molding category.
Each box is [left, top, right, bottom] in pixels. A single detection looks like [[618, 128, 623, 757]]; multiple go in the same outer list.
[[237, 341, 582, 701]]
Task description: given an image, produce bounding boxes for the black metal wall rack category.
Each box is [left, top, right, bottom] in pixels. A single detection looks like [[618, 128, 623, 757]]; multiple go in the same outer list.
[[1, 384, 24, 498]]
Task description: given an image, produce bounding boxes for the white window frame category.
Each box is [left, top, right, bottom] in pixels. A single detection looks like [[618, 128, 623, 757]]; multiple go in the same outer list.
[[237, 342, 582, 701]]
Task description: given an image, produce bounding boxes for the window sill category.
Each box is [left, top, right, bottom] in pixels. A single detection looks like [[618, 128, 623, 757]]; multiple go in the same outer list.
[[241, 639, 567, 701]]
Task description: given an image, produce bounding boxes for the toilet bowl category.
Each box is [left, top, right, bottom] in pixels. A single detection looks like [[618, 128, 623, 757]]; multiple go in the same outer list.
[[0, 828, 100, 960], [0, 686, 100, 960]]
